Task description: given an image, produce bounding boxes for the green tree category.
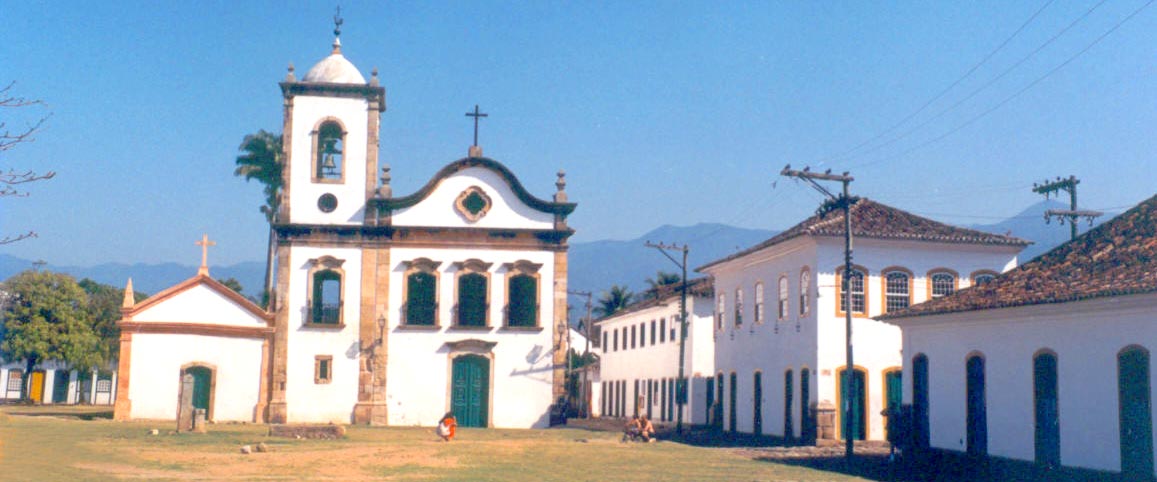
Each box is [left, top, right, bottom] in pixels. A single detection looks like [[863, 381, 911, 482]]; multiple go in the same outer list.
[[1, 270, 100, 400], [643, 271, 681, 299], [594, 285, 634, 318], [78, 278, 147, 366], [218, 277, 245, 295], [234, 130, 283, 308]]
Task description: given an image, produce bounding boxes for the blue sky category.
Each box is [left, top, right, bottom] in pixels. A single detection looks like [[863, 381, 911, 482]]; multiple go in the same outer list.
[[3, 1, 1155, 267]]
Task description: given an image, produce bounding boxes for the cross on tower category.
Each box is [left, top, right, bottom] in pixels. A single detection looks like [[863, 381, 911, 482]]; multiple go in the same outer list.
[[465, 105, 488, 147], [333, 6, 343, 37], [196, 234, 216, 276]]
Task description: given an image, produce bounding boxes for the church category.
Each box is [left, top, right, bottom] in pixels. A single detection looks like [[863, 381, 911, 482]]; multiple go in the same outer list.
[[113, 25, 576, 428]]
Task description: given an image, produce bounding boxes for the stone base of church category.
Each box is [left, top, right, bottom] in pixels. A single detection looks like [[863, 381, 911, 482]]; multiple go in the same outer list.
[[352, 401, 389, 425], [268, 401, 288, 424]]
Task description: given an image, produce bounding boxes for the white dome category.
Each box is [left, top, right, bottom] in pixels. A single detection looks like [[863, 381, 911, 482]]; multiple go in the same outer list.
[[302, 40, 366, 84]]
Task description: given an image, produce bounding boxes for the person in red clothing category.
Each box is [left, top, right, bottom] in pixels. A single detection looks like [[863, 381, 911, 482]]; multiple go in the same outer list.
[[437, 411, 457, 442]]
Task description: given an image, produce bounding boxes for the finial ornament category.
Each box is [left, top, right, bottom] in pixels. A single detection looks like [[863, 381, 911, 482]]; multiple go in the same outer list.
[[554, 170, 567, 202], [370, 67, 379, 86], [379, 164, 392, 197], [286, 63, 296, 82], [333, 6, 344, 37]]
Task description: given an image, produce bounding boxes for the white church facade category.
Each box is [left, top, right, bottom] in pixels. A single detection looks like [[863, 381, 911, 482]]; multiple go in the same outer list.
[[593, 278, 715, 426], [697, 198, 1027, 442], [880, 194, 1157, 479], [115, 28, 575, 429]]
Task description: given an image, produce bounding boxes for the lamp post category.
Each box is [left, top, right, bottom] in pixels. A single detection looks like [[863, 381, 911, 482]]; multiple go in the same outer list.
[[780, 165, 855, 459]]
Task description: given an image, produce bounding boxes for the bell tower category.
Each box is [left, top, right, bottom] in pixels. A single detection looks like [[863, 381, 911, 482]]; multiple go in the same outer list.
[[277, 21, 385, 226]]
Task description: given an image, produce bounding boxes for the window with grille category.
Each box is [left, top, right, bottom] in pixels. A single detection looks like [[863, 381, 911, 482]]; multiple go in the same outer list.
[[734, 289, 744, 327], [778, 276, 789, 320], [716, 294, 726, 331], [799, 269, 810, 316], [931, 272, 956, 298], [839, 268, 866, 314], [885, 271, 911, 312], [754, 282, 765, 324]]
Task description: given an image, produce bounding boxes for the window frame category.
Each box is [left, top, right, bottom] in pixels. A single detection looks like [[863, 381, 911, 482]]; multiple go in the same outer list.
[[835, 265, 869, 317], [314, 355, 333, 384], [754, 281, 765, 324], [453, 259, 493, 328], [799, 267, 811, 317], [716, 293, 726, 331], [311, 118, 347, 184], [503, 260, 542, 328], [927, 268, 959, 300], [306, 256, 346, 327], [970, 270, 999, 287], [734, 288, 744, 327], [881, 267, 913, 314], [402, 258, 442, 327], [777, 275, 789, 321]]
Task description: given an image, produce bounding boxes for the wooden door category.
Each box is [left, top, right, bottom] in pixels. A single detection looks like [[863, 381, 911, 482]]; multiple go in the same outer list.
[[838, 368, 867, 440], [967, 356, 987, 456], [186, 366, 212, 414], [1034, 353, 1060, 467], [29, 371, 45, 403], [729, 372, 738, 432], [452, 355, 489, 428], [885, 370, 902, 439], [1119, 347, 1153, 478], [780, 370, 790, 439], [800, 368, 812, 443], [51, 370, 71, 403], [752, 372, 763, 436]]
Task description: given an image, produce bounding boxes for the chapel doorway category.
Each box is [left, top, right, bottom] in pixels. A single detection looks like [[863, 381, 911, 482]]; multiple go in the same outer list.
[[29, 370, 46, 403], [451, 355, 490, 428], [837, 367, 867, 440], [1118, 346, 1153, 478], [184, 366, 213, 417]]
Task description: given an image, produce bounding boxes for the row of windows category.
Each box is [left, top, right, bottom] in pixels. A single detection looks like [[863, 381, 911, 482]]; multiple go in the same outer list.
[[601, 316, 680, 353], [839, 267, 997, 316], [717, 268, 812, 331], [707, 368, 817, 438], [600, 378, 680, 423], [305, 257, 543, 329]]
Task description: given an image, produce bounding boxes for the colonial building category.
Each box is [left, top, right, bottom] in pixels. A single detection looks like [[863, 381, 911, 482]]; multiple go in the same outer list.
[[879, 194, 1157, 479], [593, 278, 715, 425], [114, 26, 575, 428], [697, 199, 1026, 442], [0, 359, 116, 405]]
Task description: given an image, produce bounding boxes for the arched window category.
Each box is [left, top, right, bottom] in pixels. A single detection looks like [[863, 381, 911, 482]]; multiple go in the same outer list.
[[929, 269, 958, 299], [778, 276, 789, 320], [837, 266, 867, 315], [314, 120, 345, 182], [403, 258, 441, 326], [504, 260, 541, 328], [454, 259, 492, 327], [307, 256, 345, 325], [734, 289, 744, 327], [754, 282, 765, 324], [883, 268, 912, 313], [971, 270, 998, 287], [799, 268, 810, 317]]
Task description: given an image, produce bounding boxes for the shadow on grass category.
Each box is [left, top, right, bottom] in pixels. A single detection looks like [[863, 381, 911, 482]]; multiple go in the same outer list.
[[2, 405, 114, 421]]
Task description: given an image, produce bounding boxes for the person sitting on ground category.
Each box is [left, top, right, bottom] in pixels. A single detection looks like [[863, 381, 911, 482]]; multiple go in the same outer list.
[[436, 411, 457, 442], [639, 415, 656, 443], [622, 415, 642, 442]]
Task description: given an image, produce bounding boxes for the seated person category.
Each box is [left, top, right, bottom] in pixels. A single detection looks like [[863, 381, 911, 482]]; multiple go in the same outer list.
[[639, 415, 656, 442], [436, 411, 457, 442], [622, 415, 642, 442]]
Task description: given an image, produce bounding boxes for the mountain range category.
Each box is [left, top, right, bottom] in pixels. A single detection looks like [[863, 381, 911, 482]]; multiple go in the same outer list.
[[0, 200, 1113, 306]]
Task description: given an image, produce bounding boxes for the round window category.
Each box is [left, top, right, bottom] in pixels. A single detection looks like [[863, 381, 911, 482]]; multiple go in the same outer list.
[[318, 193, 338, 213]]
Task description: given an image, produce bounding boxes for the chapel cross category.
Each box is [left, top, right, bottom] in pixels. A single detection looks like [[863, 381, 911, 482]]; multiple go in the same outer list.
[[333, 6, 343, 37], [465, 105, 488, 147], [196, 234, 216, 275]]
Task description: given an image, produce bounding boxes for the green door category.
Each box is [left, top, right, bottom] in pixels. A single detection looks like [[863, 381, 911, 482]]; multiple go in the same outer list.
[[187, 366, 212, 413], [51, 370, 70, 403], [452, 355, 489, 428], [839, 368, 867, 440], [885, 370, 902, 440], [1119, 348, 1153, 478]]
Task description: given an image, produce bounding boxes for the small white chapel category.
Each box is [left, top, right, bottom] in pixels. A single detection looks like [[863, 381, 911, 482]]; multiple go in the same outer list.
[[114, 22, 576, 429]]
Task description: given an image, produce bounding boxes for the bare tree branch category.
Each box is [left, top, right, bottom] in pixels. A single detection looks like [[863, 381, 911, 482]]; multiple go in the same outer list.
[[0, 232, 36, 245], [1, 81, 53, 244]]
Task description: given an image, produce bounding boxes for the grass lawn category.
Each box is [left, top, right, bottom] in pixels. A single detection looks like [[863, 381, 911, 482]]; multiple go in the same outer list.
[[0, 406, 873, 481]]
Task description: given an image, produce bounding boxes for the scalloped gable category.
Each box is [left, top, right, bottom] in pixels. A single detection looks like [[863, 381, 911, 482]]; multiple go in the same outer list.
[[378, 157, 575, 230], [126, 275, 271, 328]]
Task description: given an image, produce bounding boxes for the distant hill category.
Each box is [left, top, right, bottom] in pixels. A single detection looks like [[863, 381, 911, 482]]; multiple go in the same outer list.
[[0, 254, 265, 299]]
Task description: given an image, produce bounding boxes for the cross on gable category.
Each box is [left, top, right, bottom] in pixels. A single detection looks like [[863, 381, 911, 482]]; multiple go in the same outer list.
[[196, 234, 216, 275], [465, 104, 488, 147]]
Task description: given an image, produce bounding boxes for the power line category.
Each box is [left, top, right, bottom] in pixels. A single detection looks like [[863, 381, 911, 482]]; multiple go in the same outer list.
[[854, 0, 1154, 170], [847, 0, 1111, 168], [819, 0, 1056, 165]]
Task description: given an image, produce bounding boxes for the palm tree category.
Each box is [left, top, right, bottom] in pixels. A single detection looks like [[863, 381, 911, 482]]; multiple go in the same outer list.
[[643, 271, 681, 299], [594, 285, 635, 318], [234, 130, 283, 307]]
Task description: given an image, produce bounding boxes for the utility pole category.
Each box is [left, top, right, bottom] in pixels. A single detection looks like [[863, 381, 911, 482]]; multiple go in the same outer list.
[[568, 289, 593, 417], [1032, 175, 1102, 241], [780, 164, 856, 459], [644, 241, 689, 434]]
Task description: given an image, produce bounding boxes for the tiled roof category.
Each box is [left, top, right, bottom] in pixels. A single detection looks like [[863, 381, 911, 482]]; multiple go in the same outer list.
[[593, 277, 713, 324], [698, 198, 1029, 272], [879, 193, 1157, 320]]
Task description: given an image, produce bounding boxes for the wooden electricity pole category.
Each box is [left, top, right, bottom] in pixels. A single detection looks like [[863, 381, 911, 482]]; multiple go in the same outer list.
[[644, 241, 689, 434], [781, 165, 856, 459], [1032, 175, 1102, 241]]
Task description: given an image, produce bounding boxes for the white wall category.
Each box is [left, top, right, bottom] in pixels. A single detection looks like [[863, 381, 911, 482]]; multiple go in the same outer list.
[[136, 285, 266, 327], [391, 167, 555, 230], [896, 294, 1157, 475], [128, 333, 264, 421], [595, 294, 713, 425], [384, 246, 558, 428], [287, 95, 370, 225], [285, 246, 363, 423]]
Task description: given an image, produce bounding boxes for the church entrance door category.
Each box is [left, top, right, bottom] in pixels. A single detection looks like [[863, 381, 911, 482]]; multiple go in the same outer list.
[[452, 355, 489, 428], [185, 366, 213, 414]]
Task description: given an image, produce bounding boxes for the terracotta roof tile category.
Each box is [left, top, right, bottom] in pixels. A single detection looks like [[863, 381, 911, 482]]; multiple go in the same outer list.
[[879, 193, 1157, 320], [698, 198, 1029, 272], [593, 277, 713, 324]]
